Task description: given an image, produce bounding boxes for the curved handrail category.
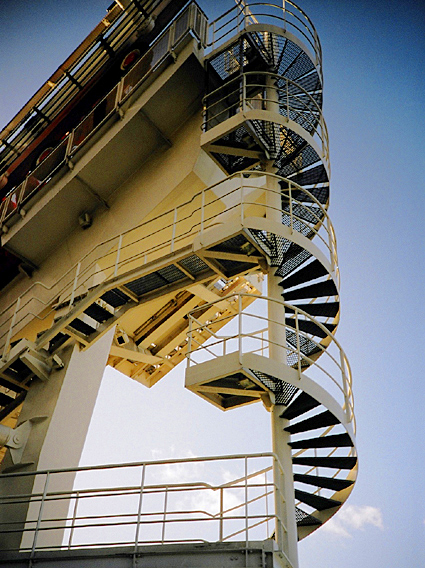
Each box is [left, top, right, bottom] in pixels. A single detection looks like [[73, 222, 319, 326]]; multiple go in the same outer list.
[[208, 1, 322, 76], [186, 293, 354, 426], [0, 171, 337, 358], [203, 71, 329, 171]]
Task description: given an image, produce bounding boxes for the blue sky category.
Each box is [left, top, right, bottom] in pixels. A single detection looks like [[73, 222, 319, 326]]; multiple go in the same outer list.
[[0, 1, 424, 566]]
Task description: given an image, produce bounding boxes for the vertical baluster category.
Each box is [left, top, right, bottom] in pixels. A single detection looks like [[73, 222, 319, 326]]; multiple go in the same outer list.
[[134, 464, 146, 555], [31, 472, 50, 559], [2, 296, 21, 360]]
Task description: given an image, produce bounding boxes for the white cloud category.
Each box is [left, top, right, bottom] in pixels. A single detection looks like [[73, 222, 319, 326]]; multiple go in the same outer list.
[[322, 505, 384, 538]]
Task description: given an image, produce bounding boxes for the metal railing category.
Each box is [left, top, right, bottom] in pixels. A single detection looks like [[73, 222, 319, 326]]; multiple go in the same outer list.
[[0, 453, 287, 557], [203, 71, 329, 172], [186, 294, 354, 426], [0, 171, 337, 358], [0, 2, 207, 229], [208, 1, 322, 75]]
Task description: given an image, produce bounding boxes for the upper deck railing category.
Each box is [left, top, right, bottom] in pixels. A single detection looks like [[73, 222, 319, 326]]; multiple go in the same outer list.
[[0, 2, 207, 223]]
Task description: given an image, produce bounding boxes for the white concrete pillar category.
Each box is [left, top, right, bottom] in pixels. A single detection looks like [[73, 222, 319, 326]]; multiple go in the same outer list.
[[0, 328, 114, 552]]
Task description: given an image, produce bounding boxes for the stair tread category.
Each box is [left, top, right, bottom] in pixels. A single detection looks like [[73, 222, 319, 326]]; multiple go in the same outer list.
[[100, 288, 131, 308], [295, 506, 322, 526], [283, 279, 338, 302], [280, 391, 320, 420], [295, 489, 340, 511], [68, 318, 97, 336], [285, 302, 339, 318], [294, 473, 354, 491], [280, 259, 328, 289], [293, 456, 357, 470], [285, 317, 336, 338], [285, 410, 339, 433], [289, 433, 353, 449], [84, 303, 114, 323]]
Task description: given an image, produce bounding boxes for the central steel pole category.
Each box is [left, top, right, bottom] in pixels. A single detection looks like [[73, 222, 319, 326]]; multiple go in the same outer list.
[[265, 72, 299, 568]]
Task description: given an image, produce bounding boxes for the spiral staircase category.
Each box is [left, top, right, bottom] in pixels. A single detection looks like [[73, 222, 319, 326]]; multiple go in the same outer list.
[[0, 2, 356, 564], [185, 0, 357, 545]]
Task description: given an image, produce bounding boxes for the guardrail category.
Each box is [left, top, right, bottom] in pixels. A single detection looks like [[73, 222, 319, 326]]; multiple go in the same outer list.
[[203, 71, 329, 172], [0, 2, 207, 229], [0, 453, 287, 557], [186, 294, 354, 426], [207, 1, 322, 75], [0, 171, 337, 358]]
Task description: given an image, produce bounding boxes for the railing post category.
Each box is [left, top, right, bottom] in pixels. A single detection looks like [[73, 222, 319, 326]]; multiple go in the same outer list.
[[289, 181, 293, 234], [201, 189, 205, 234], [68, 491, 80, 549], [114, 234, 123, 277], [340, 351, 352, 422], [31, 472, 50, 559], [244, 456, 249, 549], [134, 463, 146, 555], [161, 486, 168, 544], [265, 469, 269, 535], [240, 174, 244, 224], [65, 130, 75, 159], [2, 296, 21, 361], [169, 22, 175, 51], [295, 311, 301, 380], [171, 207, 177, 253], [69, 262, 81, 308], [17, 179, 27, 211], [286, 78, 290, 121], [238, 294, 243, 362], [327, 217, 335, 272], [219, 487, 224, 542]]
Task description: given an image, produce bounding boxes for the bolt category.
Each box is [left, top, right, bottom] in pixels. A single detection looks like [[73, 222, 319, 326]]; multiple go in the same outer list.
[[12, 433, 22, 446]]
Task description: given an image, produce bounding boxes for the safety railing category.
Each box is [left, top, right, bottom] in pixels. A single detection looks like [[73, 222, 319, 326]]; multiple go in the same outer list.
[[208, 1, 322, 74], [0, 453, 287, 557], [203, 71, 329, 172], [0, 2, 207, 228], [186, 294, 354, 426], [0, 171, 337, 358]]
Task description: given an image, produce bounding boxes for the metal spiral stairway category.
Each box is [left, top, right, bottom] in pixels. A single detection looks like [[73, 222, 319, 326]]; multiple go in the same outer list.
[[185, 0, 357, 543], [0, 2, 356, 562]]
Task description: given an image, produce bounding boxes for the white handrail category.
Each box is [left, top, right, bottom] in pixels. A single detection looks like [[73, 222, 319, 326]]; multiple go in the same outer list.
[[186, 293, 354, 425], [0, 171, 336, 356]]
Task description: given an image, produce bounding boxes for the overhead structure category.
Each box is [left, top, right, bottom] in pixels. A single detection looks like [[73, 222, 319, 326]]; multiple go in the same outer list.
[[0, 2, 356, 567]]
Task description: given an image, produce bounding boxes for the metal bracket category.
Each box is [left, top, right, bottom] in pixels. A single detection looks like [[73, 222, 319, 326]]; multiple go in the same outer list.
[[0, 416, 47, 464]]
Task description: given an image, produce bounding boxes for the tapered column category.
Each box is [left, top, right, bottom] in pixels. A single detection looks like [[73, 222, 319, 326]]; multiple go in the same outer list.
[[0, 328, 114, 551]]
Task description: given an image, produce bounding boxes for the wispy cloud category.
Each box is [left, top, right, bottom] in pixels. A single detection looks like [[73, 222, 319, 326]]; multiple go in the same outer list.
[[322, 505, 384, 538]]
